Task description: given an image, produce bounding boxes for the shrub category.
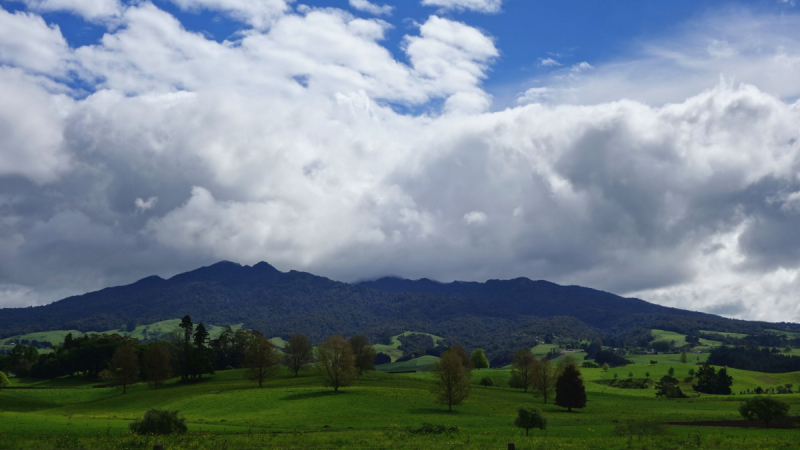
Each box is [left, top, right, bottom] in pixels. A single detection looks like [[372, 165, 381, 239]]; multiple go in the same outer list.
[[739, 396, 790, 427], [479, 376, 495, 387], [0, 370, 10, 388], [225, 365, 234, 371], [514, 407, 547, 435], [129, 409, 188, 435], [649, 360, 657, 365], [581, 361, 599, 369]]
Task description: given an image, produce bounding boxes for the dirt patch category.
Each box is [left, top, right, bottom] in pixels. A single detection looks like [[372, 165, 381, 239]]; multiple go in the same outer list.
[[667, 417, 800, 429]]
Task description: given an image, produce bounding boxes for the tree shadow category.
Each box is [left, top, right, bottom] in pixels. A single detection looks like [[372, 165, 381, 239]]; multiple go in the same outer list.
[[280, 390, 351, 401]]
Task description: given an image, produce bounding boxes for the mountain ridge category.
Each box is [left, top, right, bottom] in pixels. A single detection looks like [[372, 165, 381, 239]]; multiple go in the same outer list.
[[1, 261, 794, 356]]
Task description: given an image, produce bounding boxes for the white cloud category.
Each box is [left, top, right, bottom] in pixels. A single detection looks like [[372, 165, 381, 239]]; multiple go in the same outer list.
[[135, 196, 158, 212], [349, 0, 393, 16], [540, 58, 561, 67], [464, 211, 487, 225], [17, 0, 122, 20], [421, 0, 502, 14], [167, 0, 291, 28], [0, 9, 70, 74], [3, 5, 800, 326]]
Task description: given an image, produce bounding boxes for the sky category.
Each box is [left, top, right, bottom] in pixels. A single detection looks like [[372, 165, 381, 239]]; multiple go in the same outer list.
[[1, 0, 800, 323]]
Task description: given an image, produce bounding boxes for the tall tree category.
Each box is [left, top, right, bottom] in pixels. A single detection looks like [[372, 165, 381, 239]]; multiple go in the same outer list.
[[177, 315, 193, 382], [283, 333, 314, 377], [470, 349, 489, 369], [191, 323, 214, 380], [447, 345, 473, 369], [143, 342, 171, 389], [555, 364, 586, 412], [431, 348, 471, 412], [244, 335, 281, 388], [350, 335, 376, 379], [531, 357, 557, 403], [108, 345, 139, 394], [509, 349, 535, 392], [314, 335, 356, 392]]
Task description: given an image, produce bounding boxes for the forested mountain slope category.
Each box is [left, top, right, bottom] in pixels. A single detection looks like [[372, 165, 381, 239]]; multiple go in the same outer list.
[[0, 261, 791, 355]]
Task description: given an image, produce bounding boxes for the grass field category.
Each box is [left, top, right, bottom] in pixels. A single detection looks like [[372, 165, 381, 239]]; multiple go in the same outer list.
[[372, 331, 446, 363], [3, 363, 800, 449], [651, 329, 721, 349], [1, 320, 244, 352], [375, 355, 441, 373]]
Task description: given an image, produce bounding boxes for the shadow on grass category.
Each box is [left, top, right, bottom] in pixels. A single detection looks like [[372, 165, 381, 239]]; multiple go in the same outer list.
[[280, 390, 352, 401], [406, 408, 460, 415]]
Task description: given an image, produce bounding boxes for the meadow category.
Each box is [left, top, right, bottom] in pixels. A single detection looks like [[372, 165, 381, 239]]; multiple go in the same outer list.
[[3, 356, 800, 449]]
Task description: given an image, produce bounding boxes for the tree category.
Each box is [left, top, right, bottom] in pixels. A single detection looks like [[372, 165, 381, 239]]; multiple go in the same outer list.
[[374, 352, 391, 365], [143, 342, 171, 389], [514, 407, 547, 435], [531, 357, 557, 403], [191, 323, 214, 380], [447, 345, 473, 369], [283, 333, 314, 377], [680, 351, 688, 364], [177, 315, 193, 382], [509, 349, 535, 392], [350, 335, 376, 379], [479, 376, 494, 387], [431, 348, 471, 412], [315, 335, 356, 392], [470, 349, 489, 369], [655, 375, 687, 399], [555, 364, 586, 412], [668, 367, 674, 377], [244, 335, 281, 388], [739, 396, 790, 427], [602, 363, 610, 371], [108, 345, 139, 394], [0, 370, 10, 390], [693, 364, 733, 395]]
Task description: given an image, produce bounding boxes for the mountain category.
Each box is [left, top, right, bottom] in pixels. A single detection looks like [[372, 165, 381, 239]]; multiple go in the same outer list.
[[0, 261, 792, 356]]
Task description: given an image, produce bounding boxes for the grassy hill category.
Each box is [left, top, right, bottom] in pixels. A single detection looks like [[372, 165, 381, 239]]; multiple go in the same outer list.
[[373, 331, 446, 362], [651, 329, 721, 349], [3, 362, 800, 449], [375, 355, 441, 373]]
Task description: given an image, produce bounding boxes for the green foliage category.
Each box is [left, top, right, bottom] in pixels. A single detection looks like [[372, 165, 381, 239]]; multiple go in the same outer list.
[[129, 409, 188, 435], [478, 376, 494, 387], [581, 361, 599, 368], [692, 364, 733, 395], [431, 349, 471, 411], [514, 407, 547, 435], [470, 349, 489, 369], [667, 367, 674, 376], [555, 365, 586, 412], [654, 375, 687, 399], [0, 370, 10, 387], [738, 396, 790, 427]]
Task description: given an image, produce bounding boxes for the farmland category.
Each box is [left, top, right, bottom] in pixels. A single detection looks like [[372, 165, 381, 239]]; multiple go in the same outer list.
[[3, 356, 800, 449]]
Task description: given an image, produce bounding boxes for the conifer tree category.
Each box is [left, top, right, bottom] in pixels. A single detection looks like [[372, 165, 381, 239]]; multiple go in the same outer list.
[[555, 365, 586, 412]]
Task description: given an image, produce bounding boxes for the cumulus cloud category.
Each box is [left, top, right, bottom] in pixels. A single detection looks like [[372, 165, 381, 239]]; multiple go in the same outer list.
[[16, 0, 122, 21], [539, 58, 561, 67], [349, 0, 393, 16], [2, 3, 800, 325], [421, 0, 502, 14]]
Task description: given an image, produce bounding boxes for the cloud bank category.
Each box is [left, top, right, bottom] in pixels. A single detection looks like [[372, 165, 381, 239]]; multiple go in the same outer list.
[[1, 2, 800, 324]]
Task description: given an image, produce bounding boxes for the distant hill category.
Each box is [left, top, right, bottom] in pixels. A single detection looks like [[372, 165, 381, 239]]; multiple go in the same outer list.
[[0, 261, 794, 357]]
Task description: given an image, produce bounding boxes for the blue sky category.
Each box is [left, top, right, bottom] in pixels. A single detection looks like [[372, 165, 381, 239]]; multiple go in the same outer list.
[[2, 0, 800, 322]]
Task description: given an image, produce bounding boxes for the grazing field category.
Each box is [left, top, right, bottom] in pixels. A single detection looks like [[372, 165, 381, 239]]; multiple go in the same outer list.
[[375, 355, 440, 372], [3, 361, 800, 449], [651, 329, 721, 348], [1, 320, 243, 350], [700, 330, 749, 339], [372, 331, 446, 363]]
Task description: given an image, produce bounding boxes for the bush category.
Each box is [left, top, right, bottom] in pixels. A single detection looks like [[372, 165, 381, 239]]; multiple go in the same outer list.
[[739, 396, 790, 427], [129, 409, 188, 435], [374, 352, 391, 365], [581, 361, 599, 368], [514, 407, 547, 435], [479, 376, 495, 387], [649, 360, 657, 365], [0, 370, 10, 388]]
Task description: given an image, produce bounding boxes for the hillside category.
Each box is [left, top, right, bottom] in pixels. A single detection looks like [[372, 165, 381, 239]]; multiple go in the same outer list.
[[0, 261, 792, 356]]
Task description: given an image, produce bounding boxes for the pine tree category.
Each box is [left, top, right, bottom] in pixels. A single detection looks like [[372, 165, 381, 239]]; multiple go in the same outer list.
[[555, 365, 586, 412]]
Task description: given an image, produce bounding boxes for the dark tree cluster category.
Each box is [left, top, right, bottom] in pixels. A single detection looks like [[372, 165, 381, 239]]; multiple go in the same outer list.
[[707, 346, 800, 373], [692, 364, 733, 395], [593, 350, 631, 367]]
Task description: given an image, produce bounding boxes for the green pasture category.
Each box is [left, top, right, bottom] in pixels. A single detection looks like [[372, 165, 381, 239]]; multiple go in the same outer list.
[[1, 320, 243, 350], [700, 330, 748, 339], [372, 331, 446, 362], [765, 329, 800, 339], [4, 364, 800, 449], [651, 329, 721, 348], [375, 355, 440, 373]]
